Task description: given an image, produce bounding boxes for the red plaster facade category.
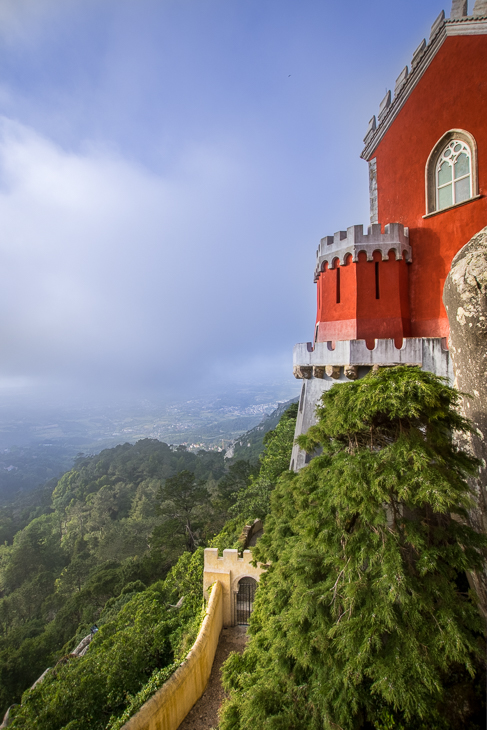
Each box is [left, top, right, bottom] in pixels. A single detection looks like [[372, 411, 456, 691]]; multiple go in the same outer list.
[[315, 25, 487, 343], [316, 252, 411, 346]]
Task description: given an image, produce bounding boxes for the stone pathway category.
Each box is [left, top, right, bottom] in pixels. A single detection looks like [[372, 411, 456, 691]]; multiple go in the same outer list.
[[177, 625, 248, 730]]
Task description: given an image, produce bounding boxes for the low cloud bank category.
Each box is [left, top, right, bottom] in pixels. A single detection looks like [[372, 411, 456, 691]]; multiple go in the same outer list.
[[0, 117, 306, 399]]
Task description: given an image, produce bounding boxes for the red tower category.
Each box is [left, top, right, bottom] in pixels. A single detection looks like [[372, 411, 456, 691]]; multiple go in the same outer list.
[[291, 3, 487, 471], [314, 224, 411, 347]]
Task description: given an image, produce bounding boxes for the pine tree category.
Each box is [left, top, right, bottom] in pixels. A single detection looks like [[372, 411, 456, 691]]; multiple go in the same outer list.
[[220, 367, 486, 730]]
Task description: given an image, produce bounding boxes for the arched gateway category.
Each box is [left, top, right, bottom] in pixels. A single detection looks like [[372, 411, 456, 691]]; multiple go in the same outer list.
[[235, 577, 257, 625], [203, 548, 264, 627]]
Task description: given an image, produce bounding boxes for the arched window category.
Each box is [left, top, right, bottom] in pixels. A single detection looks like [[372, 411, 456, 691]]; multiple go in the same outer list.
[[425, 130, 478, 215], [436, 140, 471, 210]]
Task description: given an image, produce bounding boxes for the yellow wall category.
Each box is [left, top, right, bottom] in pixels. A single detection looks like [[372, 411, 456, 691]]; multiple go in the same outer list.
[[121, 580, 223, 730], [203, 548, 264, 627]]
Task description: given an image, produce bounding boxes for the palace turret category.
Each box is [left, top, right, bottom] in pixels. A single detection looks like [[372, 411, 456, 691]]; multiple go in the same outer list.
[[291, 1, 487, 470]]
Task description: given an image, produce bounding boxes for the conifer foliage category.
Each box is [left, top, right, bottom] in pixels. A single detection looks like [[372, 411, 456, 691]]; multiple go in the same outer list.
[[220, 367, 486, 729]]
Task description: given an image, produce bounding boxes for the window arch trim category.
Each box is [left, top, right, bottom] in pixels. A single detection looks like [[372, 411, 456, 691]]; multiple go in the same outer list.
[[425, 129, 478, 215]]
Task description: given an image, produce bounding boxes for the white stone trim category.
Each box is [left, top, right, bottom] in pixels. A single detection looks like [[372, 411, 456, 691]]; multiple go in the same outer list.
[[422, 193, 482, 219], [445, 18, 487, 34], [314, 223, 411, 281], [293, 338, 451, 377], [361, 16, 487, 160], [290, 338, 453, 471], [368, 159, 378, 224], [425, 129, 478, 215]]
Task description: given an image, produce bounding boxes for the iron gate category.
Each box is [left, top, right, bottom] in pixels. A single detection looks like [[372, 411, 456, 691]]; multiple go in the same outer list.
[[234, 578, 257, 625]]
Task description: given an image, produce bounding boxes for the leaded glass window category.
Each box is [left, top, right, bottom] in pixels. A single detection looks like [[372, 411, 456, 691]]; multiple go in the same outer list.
[[436, 140, 472, 210]]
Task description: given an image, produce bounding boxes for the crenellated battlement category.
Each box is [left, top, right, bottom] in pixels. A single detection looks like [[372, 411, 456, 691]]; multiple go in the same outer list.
[[203, 548, 264, 626], [293, 338, 450, 376], [290, 339, 453, 471], [314, 223, 411, 281], [361, 4, 487, 160], [204, 547, 256, 569]]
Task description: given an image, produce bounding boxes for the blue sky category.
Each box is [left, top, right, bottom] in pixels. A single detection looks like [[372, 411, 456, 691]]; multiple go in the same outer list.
[[0, 0, 451, 402]]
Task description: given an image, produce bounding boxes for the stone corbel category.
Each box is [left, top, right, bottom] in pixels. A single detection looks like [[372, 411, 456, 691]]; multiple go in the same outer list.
[[344, 365, 359, 380], [325, 365, 341, 379], [312, 365, 325, 379], [293, 365, 313, 379]]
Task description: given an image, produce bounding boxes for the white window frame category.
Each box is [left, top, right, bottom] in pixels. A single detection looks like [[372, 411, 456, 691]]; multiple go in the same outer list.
[[425, 129, 478, 215], [436, 140, 472, 210]]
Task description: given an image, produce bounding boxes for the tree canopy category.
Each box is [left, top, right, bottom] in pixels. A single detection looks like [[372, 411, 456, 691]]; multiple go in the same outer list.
[[154, 470, 210, 554], [220, 367, 486, 730], [0, 439, 225, 716]]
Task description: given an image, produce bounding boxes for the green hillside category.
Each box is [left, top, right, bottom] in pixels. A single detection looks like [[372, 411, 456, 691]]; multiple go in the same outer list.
[[2, 372, 486, 730], [227, 397, 298, 464], [0, 403, 299, 728]]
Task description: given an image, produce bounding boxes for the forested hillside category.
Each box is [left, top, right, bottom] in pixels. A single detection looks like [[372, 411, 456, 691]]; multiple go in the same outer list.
[[0, 403, 298, 729], [0, 440, 223, 717], [228, 397, 298, 463], [5, 369, 485, 730]]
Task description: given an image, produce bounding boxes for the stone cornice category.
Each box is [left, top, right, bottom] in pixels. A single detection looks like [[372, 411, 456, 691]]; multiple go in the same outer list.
[[361, 15, 487, 161]]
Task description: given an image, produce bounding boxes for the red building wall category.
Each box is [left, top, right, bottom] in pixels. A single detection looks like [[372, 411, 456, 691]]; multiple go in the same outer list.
[[316, 257, 357, 341], [316, 252, 410, 345], [369, 35, 487, 338]]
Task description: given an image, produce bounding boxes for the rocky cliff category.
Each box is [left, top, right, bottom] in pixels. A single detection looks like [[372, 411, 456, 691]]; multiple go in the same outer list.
[[444, 226, 487, 619]]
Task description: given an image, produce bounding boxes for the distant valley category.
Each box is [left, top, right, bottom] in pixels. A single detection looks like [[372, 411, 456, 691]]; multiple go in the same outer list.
[[0, 381, 300, 503]]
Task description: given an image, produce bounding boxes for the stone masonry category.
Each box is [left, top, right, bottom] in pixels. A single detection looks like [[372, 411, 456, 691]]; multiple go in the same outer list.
[[291, 337, 452, 471], [443, 226, 487, 620]]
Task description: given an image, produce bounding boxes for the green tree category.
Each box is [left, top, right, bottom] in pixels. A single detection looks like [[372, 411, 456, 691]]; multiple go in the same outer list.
[[1, 514, 66, 593], [220, 367, 486, 730], [229, 403, 298, 522], [215, 461, 258, 512], [154, 470, 210, 554], [8, 550, 205, 730]]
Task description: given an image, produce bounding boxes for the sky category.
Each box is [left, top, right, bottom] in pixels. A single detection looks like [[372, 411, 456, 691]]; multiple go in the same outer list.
[[0, 0, 454, 405]]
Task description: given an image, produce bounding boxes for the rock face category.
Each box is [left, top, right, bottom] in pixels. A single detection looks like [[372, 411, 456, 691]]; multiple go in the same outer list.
[[443, 226, 487, 619]]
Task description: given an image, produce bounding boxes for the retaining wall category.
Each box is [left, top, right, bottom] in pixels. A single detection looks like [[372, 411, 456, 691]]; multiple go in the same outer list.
[[122, 580, 223, 730]]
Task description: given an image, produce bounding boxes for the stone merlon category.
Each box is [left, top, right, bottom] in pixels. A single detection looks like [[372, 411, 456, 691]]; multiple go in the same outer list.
[[293, 337, 451, 380], [314, 223, 411, 282], [361, 9, 487, 160]]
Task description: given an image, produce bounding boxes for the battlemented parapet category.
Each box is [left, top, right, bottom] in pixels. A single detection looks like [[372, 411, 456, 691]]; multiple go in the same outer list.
[[314, 223, 411, 282], [290, 337, 452, 471], [293, 337, 452, 375], [362, 6, 487, 161], [203, 548, 264, 627], [314, 222, 412, 343]]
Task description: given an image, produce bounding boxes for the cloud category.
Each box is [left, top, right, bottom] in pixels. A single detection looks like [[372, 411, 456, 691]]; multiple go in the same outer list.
[[0, 0, 75, 44], [0, 120, 221, 374], [0, 117, 307, 397], [1, 0, 432, 402]]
